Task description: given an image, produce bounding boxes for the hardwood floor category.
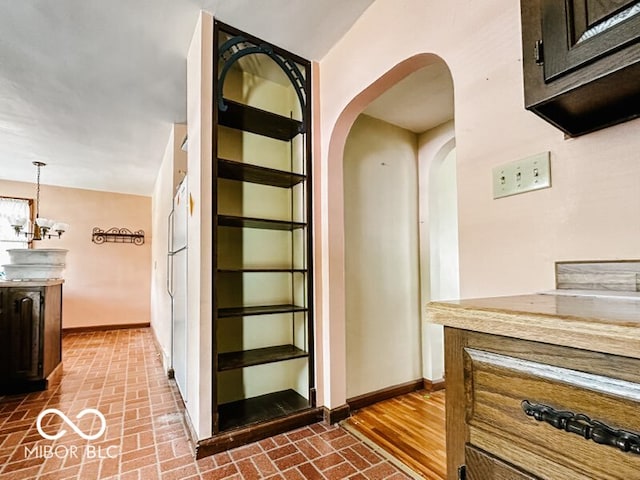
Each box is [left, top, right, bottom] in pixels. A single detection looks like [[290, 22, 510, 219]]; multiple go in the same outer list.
[[343, 390, 446, 480]]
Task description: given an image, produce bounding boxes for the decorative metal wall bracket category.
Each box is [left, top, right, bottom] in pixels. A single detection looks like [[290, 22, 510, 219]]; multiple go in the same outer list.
[[92, 227, 145, 246]]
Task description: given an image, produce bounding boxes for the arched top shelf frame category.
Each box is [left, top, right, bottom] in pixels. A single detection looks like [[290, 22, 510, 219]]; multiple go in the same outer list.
[[217, 36, 307, 132]]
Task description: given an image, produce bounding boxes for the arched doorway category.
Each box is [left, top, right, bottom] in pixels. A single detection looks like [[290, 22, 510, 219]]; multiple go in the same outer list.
[[321, 53, 458, 411]]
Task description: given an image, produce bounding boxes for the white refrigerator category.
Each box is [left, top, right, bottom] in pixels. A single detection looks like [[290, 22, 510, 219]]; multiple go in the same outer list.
[[168, 178, 188, 401]]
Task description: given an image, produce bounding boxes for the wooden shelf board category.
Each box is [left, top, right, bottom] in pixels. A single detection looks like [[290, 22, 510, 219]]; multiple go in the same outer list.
[[218, 99, 303, 141], [196, 406, 322, 458], [218, 215, 306, 231], [218, 344, 308, 371], [217, 389, 311, 432], [218, 304, 307, 318], [218, 268, 307, 273], [218, 158, 305, 188]]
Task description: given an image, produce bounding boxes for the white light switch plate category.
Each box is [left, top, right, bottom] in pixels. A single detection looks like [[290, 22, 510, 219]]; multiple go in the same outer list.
[[492, 152, 551, 199]]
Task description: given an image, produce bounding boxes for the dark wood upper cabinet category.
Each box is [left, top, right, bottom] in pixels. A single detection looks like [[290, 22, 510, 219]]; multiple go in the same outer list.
[[521, 0, 640, 136]]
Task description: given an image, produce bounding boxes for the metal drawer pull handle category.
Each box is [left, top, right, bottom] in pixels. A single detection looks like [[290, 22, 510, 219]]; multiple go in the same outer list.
[[522, 400, 640, 455]]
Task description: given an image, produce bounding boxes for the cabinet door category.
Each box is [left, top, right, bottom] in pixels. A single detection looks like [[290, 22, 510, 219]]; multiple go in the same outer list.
[[520, 0, 640, 136], [7, 289, 42, 379], [0, 290, 8, 379], [541, 0, 640, 80]]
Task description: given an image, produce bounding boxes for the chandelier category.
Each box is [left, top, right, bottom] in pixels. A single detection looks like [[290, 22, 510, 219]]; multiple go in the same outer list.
[[10, 161, 68, 240]]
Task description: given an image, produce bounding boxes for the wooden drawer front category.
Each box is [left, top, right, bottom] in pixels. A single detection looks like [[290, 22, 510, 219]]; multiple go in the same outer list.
[[466, 444, 541, 480], [464, 346, 640, 479]]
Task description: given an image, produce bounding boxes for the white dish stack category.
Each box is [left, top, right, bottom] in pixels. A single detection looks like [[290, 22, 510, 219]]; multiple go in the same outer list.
[[2, 249, 68, 281]]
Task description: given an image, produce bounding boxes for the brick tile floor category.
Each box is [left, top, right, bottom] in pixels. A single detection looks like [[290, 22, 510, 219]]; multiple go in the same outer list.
[[0, 328, 412, 480]]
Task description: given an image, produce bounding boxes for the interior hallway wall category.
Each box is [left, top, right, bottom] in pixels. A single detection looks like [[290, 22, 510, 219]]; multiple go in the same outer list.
[[417, 121, 457, 382], [429, 148, 459, 302], [343, 114, 421, 398], [0, 178, 151, 329]]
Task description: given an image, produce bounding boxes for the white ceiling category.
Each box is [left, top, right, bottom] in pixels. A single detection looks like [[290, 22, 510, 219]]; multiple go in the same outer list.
[[0, 1, 455, 196], [363, 62, 454, 134], [0, 0, 377, 195]]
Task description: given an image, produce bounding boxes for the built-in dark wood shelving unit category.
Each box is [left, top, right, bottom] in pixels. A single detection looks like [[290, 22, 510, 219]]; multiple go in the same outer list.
[[218, 99, 303, 141], [217, 389, 310, 432], [211, 20, 314, 446], [218, 304, 307, 318], [218, 345, 308, 371], [217, 215, 305, 231], [218, 158, 305, 188]]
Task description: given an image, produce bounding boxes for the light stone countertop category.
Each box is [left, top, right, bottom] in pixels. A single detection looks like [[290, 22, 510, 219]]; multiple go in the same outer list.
[[427, 293, 640, 360]]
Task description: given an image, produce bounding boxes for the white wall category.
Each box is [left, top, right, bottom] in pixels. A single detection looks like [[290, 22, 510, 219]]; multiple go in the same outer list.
[[150, 127, 175, 371], [430, 147, 459, 302], [343, 114, 422, 398], [424, 141, 459, 382], [417, 122, 456, 302], [151, 123, 188, 374], [417, 122, 456, 381]]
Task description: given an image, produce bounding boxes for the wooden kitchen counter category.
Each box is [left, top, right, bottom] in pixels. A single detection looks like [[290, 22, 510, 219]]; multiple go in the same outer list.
[[428, 293, 640, 360], [427, 293, 640, 480]]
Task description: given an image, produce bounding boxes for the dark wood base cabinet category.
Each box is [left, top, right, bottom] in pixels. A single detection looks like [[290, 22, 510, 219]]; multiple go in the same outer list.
[[0, 282, 62, 394]]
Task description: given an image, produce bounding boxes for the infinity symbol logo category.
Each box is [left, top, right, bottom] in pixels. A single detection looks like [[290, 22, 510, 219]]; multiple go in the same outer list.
[[36, 408, 107, 440]]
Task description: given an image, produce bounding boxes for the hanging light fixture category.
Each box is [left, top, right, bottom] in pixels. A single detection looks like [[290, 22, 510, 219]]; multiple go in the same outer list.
[[9, 161, 68, 240]]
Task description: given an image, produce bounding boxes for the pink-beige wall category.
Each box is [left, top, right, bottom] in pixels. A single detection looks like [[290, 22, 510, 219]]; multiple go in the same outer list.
[[0, 179, 151, 329], [316, 0, 640, 408]]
